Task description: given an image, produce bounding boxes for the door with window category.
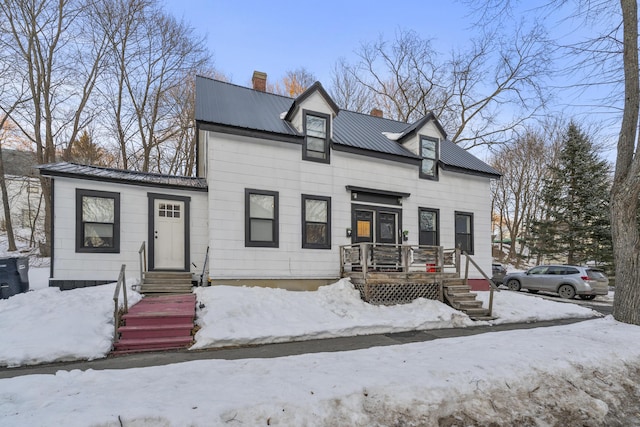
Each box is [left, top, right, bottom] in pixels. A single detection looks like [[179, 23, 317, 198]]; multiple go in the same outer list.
[[149, 195, 189, 270], [352, 206, 401, 245]]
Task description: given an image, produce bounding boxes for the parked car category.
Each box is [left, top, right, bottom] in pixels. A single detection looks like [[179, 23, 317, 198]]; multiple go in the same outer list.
[[491, 263, 507, 285], [503, 265, 608, 299]]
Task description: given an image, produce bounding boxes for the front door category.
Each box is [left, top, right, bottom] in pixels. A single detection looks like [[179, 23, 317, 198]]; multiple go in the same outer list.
[[150, 196, 188, 270], [352, 206, 401, 245]]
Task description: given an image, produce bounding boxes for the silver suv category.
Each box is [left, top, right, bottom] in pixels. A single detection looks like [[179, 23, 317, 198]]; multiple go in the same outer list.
[[503, 265, 609, 300]]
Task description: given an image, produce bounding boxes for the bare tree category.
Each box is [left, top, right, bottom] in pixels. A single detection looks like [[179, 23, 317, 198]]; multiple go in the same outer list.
[[269, 67, 317, 97], [95, 0, 210, 173], [490, 126, 559, 265], [471, 0, 640, 325], [0, 0, 108, 255], [330, 27, 551, 148]]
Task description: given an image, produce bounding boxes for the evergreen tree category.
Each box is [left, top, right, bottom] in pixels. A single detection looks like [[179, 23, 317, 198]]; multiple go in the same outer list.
[[530, 122, 612, 268]]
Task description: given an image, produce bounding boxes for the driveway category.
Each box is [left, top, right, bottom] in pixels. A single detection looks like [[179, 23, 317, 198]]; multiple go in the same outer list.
[[503, 288, 613, 316]]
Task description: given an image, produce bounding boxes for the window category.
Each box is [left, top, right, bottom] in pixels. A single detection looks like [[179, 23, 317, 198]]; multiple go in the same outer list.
[[420, 136, 439, 179], [419, 208, 439, 246], [302, 195, 331, 249], [76, 189, 120, 253], [303, 111, 330, 163], [245, 189, 279, 247], [455, 211, 473, 254]]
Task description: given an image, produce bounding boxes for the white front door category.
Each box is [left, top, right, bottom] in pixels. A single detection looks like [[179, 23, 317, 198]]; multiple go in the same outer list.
[[153, 199, 185, 269]]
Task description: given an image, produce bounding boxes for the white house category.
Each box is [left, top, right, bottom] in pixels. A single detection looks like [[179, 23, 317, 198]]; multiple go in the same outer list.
[[39, 72, 500, 291]]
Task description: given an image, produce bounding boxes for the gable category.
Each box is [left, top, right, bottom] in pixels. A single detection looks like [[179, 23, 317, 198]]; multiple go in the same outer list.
[[195, 76, 500, 178]]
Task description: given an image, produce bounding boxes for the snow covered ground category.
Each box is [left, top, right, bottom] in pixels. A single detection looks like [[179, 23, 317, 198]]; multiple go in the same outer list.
[[1, 269, 639, 425]]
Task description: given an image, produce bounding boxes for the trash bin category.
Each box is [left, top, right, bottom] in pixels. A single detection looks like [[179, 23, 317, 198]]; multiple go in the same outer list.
[[0, 257, 29, 299]]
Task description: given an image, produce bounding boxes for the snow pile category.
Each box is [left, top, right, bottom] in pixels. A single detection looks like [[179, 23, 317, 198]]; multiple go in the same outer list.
[[192, 279, 598, 349], [192, 279, 474, 349], [1, 317, 639, 426], [0, 283, 141, 367]]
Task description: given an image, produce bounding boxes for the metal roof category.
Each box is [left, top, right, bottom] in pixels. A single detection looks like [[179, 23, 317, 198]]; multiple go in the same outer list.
[[38, 162, 208, 191], [196, 76, 500, 178]]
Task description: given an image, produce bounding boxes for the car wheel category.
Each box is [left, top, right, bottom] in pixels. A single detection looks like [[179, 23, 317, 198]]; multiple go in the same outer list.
[[579, 295, 597, 300], [558, 284, 576, 299], [528, 289, 539, 294], [506, 279, 521, 292]]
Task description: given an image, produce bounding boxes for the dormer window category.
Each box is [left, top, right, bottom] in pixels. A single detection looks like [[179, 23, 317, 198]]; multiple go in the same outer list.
[[420, 136, 439, 180], [303, 111, 330, 163]]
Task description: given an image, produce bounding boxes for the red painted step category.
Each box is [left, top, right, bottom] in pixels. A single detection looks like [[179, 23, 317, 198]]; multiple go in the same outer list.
[[112, 294, 197, 355], [118, 323, 194, 340]]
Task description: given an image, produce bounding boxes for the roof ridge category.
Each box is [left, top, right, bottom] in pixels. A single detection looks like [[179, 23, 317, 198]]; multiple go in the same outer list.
[[196, 75, 295, 101], [56, 162, 201, 180]]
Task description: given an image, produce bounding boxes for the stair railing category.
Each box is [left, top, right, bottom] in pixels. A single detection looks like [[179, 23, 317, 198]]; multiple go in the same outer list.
[[113, 264, 128, 339], [457, 248, 500, 317], [199, 246, 209, 286], [138, 241, 147, 284]]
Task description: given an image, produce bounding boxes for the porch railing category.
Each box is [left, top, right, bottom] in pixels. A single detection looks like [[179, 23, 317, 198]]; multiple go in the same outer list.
[[112, 264, 128, 340], [340, 243, 446, 277]]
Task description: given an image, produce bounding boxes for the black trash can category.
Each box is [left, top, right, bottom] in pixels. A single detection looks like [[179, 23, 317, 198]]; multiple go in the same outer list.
[[0, 257, 29, 299]]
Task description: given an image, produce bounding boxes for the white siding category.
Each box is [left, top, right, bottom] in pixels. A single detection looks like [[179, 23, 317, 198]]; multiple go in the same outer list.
[[207, 131, 493, 280], [51, 177, 208, 282]]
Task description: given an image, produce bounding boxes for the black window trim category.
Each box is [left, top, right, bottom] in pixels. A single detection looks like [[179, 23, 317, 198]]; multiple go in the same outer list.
[[419, 135, 439, 180], [418, 207, 440, 246], [302, 194, 331, 249], [245, 188, 279, 248], [302, 109, 331, 164], [455, 211, 474, 255], [76, 188, 121, 253]]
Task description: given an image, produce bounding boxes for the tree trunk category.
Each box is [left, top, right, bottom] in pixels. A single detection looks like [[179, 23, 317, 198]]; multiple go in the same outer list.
[[0, 149, 17, 251], [611, 0, 640, 325]]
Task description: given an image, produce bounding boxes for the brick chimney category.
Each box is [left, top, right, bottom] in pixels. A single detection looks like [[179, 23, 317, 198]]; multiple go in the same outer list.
[[370, 108, 383, 118], [252, 71, 267, 92]]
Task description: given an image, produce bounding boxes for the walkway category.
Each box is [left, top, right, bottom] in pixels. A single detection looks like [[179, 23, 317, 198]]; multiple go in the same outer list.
[[0, 317, 593, 379]]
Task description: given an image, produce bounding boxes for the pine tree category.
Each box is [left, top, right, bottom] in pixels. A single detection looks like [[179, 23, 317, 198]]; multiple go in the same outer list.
[[530, 122, 612, 268]]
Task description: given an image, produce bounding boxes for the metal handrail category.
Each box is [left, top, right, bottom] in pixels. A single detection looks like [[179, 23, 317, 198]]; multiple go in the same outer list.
[[199, 246, 209, 286], [113, 264, 128, 339], [138, 241, 147, 284]]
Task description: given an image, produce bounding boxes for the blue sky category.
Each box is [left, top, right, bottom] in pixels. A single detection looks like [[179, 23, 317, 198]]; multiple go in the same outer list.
[[163, 0, 478, 86]]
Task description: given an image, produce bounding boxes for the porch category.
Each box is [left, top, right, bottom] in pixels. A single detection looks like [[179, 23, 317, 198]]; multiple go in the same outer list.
[[340, 243, 497, 320]]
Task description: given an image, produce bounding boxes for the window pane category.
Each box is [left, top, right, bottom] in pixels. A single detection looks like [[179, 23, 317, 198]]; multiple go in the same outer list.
[[357, 220, 371, 238], [306, 115, 326, 138], [380, 222, 394, 240], [421, 159, 435, 176], [250, 194, 274, 219], [455, 234, 471, 252], [307, 136, 326, 153], [305, 199, 327, 222], [83, 197, 114, 223], [306, 223, 327, 245], [456, 215, 470, 233], [251, 219, 273, 241], [420, 211, 436, 231], [84, 223, 113, 247], [422, 139, 436, 159]]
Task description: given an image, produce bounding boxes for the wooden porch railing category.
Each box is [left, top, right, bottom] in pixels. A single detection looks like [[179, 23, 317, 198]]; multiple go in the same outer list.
[[340, 243, 446, 277], [112, 264, 128, 340], [455, 248, 500, 317]]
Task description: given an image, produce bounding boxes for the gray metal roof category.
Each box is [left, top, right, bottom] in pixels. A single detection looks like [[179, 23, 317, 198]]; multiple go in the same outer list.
[[196, 76, 500, 178], [38, 162, 208, 191]]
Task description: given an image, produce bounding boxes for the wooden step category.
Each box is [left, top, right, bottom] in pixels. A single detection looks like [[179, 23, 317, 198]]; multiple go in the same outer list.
[[144, 271, 192, 279], [112, 336, 193, 352], [454, 300, 483, 309], [444, 285, 471, 293], [118, 323, 194, 340], [447, 292, 477, 300], [463, 307, 490, 316]]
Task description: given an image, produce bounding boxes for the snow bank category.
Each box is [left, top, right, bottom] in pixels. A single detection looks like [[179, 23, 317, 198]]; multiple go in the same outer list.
[[0, 283, 142, 367]]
